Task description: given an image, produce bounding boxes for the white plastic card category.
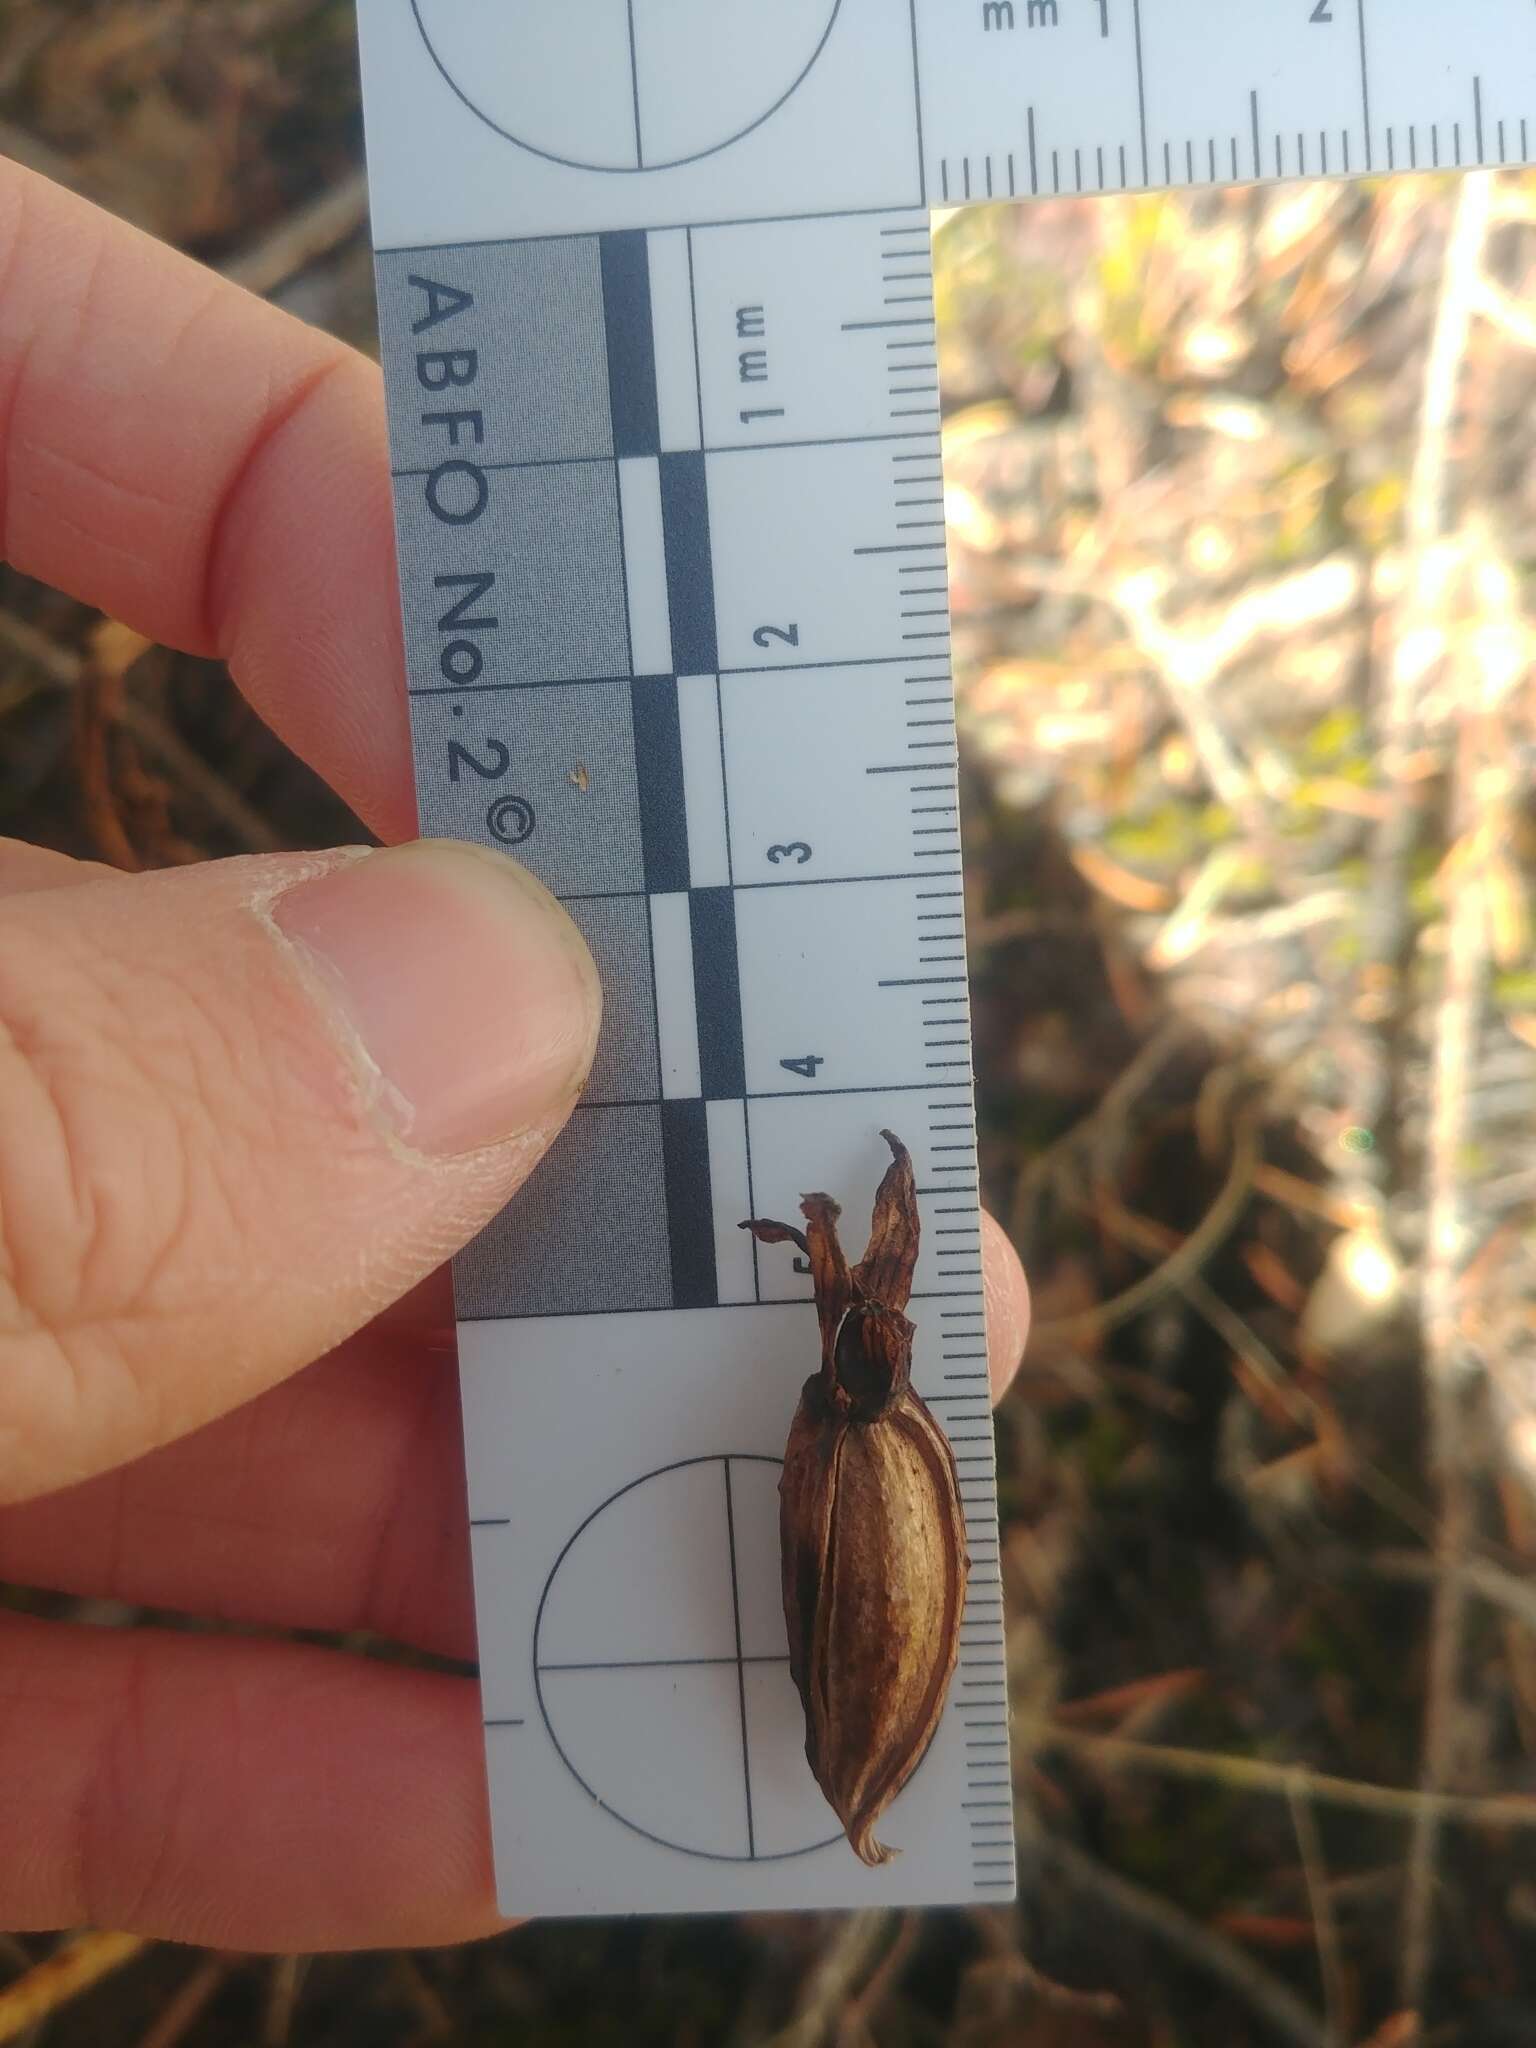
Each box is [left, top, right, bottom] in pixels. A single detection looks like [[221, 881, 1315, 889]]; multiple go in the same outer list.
[[356, 0, 1536, 1920]]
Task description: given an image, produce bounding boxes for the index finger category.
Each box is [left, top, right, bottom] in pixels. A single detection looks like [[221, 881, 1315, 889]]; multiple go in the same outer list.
[[0, 160, 416, 840]]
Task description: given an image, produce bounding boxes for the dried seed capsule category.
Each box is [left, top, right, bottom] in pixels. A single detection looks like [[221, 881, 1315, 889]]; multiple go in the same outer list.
[[743, 1130, 970, 1866]]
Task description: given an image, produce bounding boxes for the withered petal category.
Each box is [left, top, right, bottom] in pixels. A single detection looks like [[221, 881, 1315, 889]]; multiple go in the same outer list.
[[850, 1130, 920, 1313], [799, 1193, 854, 1373], [738, 1215, 810, 1257]]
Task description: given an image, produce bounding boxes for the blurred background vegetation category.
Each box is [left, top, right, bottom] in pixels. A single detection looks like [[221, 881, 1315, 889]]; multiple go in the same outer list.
[[4, 2, 1536, 2043]]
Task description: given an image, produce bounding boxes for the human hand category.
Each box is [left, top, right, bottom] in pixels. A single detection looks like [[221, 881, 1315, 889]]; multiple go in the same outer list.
[[0, 162, 1031, 1952]]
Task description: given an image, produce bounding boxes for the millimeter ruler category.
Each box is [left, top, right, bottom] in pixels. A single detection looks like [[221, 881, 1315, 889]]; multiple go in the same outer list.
[[357, 2, 1536, 1920]]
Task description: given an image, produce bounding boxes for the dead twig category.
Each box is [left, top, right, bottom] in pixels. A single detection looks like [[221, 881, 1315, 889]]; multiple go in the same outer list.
[[390, 1955, 451, 2045], [1010, 1014, 1202, 1243], [1470, 275, 1536, 352], [135, 1954, 231, 2048], [1288, 1775, 1350, 2048], [1030, 1095, 1263, 1346], [71, 620, 153, 870], [1354, 172, 1492, 1196], [836, 1912, 920, 2047], [0, 609, 284, 855], [766, 1914, 896, 2048], [0, 1933, 146, 2045], [1391, 183, 1505, 2013], [1398, 638, 1495, 2016], [222, 170, 370, 298], [264, 1955, 312, 2047], [1371, 1549, 1536, 1634], [1045, 1725, 1536, 1832], [1031, 1828, 1329, 2048], [1012, 551, 1361, 871], [967, 1902, 1128, 2024]]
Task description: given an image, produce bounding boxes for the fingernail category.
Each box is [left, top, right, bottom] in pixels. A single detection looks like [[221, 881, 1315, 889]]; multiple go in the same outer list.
[[981, 1211, 1031, 1402], [273, 842, 601, 1158]]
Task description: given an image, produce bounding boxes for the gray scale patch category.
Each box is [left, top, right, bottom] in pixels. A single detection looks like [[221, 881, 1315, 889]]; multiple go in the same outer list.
[[393, 462, 629, 691], [455, 1105, 672, 1319], [410, 679, 644, 898], [376, 240, 612, 470], [567, 896, 660, 1107]]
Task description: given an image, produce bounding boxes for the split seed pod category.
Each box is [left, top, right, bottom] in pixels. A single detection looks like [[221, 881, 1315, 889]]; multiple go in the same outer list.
[[742, 1131, 969, 1865]]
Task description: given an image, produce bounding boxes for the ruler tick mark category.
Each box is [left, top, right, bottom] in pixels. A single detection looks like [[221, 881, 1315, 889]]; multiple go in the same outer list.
[[623, 3, 645, 169]]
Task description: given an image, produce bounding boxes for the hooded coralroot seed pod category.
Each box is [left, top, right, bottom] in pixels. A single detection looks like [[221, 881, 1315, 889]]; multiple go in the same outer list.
[[742, 1131, 969, 1866]]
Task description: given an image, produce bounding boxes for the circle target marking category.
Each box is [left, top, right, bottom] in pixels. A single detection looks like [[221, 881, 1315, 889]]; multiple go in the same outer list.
[[411, 0, 843, 175], [532, 1455, 842, 1863]]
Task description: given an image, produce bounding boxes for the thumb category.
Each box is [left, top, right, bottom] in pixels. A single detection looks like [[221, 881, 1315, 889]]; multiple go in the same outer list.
[[0, 841, 601, 1504]]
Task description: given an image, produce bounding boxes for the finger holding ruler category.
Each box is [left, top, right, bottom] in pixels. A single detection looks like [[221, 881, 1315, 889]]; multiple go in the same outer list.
[[355, 0, 1531, 1918]]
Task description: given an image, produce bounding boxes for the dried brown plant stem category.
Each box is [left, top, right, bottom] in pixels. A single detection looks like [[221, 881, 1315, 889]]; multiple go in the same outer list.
[[1011, 551, 1362, 891], [0, 607, 284, 855], [135, 1955, 231, 2048], [835, 1912, 920, 2048], [222, 170, 370, 298], [0, 1933, 146, 2046], [265, 1956, 314, 2047], [1009, 1013, 1200, 1243], [1046, 1725, 1536, 1832], [766, 1912, 896, 2048], [1398, 672, 1494, 2013], [391, 1955, 452, 2045], [1029, 1094, 1262, 1346], [72, 621, 152, 870], [1372, 1548, 1536, 1633], [1030, 1828, 1329, 2048], [1288, 1775, 1349, 2048], [1385, 175, 1516, 2016], [1354, 170, 1492, 1192]]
